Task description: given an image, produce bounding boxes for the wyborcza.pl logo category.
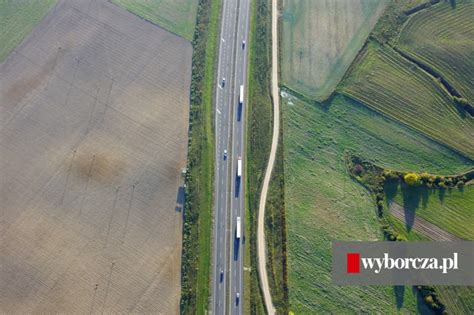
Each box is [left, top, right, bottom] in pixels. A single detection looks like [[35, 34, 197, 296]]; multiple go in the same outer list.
[[346, 252, 458, 274], [332, 241, 473, 285]]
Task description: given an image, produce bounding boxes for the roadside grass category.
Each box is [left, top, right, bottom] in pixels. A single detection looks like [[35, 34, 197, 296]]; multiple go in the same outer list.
[[0, 0, 57, 62], [280, 0, 387, 101], [396, 0, 474, 104], [386, 183, 474, 240], [283, 94, 472, 313], [179, 0, 221, 314], [264, 123, 288, 313], [340, 41, 474, 159], [111, 0, 198, 40]]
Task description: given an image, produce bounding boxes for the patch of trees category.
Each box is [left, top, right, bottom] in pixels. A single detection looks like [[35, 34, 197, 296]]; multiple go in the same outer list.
[[382, 224, 406, 241], [383, 169, 473, 189], [417, 286, 447, 314]]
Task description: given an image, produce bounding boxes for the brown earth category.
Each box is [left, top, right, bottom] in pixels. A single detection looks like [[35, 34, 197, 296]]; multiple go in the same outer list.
[[0, 0, 191, 313]]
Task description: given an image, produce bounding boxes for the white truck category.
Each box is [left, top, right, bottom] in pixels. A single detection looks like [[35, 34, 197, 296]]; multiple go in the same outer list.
[[239, 85, 244, 105], [237, 157, 242, 177], [236, 216, 241, 239]]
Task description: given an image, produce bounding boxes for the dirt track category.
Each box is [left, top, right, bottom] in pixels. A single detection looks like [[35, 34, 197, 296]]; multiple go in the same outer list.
[[257, 0, 278, 313], [0, 0, 191, 313], [389, 202, 459, 241]]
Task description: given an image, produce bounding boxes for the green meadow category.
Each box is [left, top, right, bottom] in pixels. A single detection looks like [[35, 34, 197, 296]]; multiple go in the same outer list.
[[283, 93, 471, 313]]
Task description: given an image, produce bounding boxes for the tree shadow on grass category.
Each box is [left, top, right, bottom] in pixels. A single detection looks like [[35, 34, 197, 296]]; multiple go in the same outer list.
[[384, 180, 399, 204], [394, 285, 405, 310], [438, 187, 447, 203], [400, 184, 429, 232], [413, 286, 435, 315]]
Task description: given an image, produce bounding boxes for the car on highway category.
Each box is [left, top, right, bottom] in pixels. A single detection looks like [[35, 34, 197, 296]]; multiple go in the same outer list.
[[236, 292, 240, 305], [242, 40, 246, 49], [223, 149, 227, 160], [221, 77, 226, 87], [220, 270, 224, 282]]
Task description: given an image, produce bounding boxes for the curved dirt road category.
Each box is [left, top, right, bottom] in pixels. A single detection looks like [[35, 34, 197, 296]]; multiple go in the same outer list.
[[256, 0, 278, 313]]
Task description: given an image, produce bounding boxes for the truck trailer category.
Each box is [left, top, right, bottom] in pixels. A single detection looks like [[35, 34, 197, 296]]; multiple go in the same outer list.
[[237, 157, 242, 177], [236, 216, 241, 239], [239, 85, 244, 105]]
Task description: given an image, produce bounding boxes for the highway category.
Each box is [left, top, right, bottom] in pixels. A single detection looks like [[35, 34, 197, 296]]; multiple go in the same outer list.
[[212, 0, 251, 314]]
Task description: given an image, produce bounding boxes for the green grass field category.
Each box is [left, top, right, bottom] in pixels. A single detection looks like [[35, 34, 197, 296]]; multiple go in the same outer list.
[[280, 0, 387, 101], [397, 0, 474, 104], [112, 0, 198, 40], [283, 93, 471, 313], [0, 0, 57, 62], [386, 184, 474, 314], [387, 184, 474, 240], [341, 41, 474, 159]]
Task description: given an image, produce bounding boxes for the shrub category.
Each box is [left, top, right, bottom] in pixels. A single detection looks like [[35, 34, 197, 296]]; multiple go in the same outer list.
[[404, 173, 421, 186], [420, 172, 430, 182], [353, 164, 364, 176]]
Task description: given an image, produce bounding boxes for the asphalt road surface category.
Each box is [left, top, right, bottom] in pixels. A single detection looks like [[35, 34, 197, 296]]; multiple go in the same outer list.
[[212, 0, 250, 314]]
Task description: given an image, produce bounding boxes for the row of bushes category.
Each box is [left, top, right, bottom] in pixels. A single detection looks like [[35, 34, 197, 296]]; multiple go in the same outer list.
[[454, 96, 474, 115], [383, 169, 472, 189]]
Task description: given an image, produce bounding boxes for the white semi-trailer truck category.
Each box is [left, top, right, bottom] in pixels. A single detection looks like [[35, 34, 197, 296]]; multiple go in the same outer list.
[[237, 157, 242, 177], [236, 216, 241, 239], [239, 85, 244, 105]]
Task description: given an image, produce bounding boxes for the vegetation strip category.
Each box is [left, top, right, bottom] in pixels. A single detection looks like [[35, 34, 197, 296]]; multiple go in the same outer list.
[[179, 0, 221, 313], [245, 0, 289, 312]]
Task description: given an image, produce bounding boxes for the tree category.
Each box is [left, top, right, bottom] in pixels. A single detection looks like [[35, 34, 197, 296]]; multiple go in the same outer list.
[[404, 173, 421, 186]]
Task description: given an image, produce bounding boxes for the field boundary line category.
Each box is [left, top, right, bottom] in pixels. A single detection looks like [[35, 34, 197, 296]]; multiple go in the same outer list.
[[257, 0, 278, 313]]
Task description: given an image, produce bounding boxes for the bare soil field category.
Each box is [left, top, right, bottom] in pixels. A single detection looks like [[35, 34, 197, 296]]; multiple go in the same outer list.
[[0, 0, 192, 313], [281, 0, 387, 100]]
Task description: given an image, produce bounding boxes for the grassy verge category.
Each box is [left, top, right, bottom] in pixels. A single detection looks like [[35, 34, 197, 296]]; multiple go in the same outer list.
[[246, 0, 272, 312], [246, 0, 288, 313], [179, 0, 221, 314], [111, 0, 198, 41], [264, 125, 289, 313], [0, 0, 57, 62]]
